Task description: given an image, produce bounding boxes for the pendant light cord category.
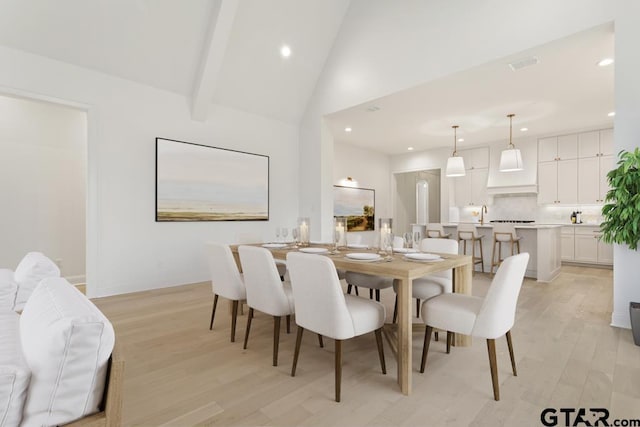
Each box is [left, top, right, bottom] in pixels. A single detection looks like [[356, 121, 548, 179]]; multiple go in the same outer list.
[[452, 125, 459, 156], [508, 114, 515, 149]]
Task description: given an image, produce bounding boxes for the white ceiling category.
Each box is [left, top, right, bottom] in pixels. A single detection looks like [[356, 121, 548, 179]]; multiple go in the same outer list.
[[325, 23, 615, 155], [0, 0, 350, 123]]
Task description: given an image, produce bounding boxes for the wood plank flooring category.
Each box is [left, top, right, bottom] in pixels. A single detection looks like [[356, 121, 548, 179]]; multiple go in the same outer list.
[[91, 266, 640, 426]]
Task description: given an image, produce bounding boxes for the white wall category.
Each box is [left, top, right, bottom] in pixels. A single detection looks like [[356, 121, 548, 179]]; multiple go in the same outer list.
[[0, 94, 86, 281], [611, 0, 640, 329], [0, 46, 299, 298]]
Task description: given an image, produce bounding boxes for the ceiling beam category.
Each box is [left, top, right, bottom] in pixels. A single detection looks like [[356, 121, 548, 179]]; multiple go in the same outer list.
[[191, 0, 239, 121]]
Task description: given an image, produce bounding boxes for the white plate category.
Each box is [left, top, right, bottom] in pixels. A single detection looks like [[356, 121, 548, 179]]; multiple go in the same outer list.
[[347, 243, 368, 249], [393, 247, 418, 253], [262, 243, 287, 248], [299, 247, 329, 254], [345, 253, 381, 261], [404, 253, 441, 261]]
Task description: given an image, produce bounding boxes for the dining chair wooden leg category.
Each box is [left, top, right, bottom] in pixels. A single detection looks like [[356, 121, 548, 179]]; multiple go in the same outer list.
[[435, 331, 439, 341], [318, 334, 324, 348], [446, 331, 453, 354], [369, 289, 374, 300], [230, 300, 239, 342], [374, 328, 386, 374], [347, 284, 353, 294], [375, 289, 380, 302], [486, 338, 500, 401], [506, 330, 517, 376], [335, 339, 342, 402], [209, 294, 219, 330], [243, 307, 254, 349], [420, 325, 433, 373], [291, 326, 304, 376], [286, 315, 291, 334], [273, 316, 281, 366], [416, 299, 421, 317], [392, 296, 398, 323]]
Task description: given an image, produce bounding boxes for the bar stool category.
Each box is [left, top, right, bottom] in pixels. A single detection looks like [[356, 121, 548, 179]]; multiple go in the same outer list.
[[457, 223, 484, 274], [490, 223, 521, 276], [426, 223, 450, 238]]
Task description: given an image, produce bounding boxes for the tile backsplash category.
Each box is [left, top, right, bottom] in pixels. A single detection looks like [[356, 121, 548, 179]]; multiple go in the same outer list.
[[455, 194, 604, 224]]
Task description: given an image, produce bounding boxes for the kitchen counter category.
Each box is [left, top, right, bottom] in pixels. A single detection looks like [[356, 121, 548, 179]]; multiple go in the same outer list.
[[437, 223, 561, 282]]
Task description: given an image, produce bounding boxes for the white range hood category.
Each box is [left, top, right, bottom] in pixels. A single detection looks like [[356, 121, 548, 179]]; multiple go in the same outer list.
[[486, 184, 538, 195]]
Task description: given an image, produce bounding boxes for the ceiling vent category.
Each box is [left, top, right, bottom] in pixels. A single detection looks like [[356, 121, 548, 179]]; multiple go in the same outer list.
[[508, 56, 539, 71]]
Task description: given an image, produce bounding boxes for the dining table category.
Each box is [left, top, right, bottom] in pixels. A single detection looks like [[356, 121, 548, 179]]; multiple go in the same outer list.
[[230, 242, 473, 396]]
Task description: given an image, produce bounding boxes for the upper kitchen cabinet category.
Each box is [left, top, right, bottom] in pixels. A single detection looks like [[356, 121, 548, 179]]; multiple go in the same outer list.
[[538, 134, 578, 162], [458, 147, 489, 170], [538, 159, 578, 205], [453, 147, 489, 207], [578, 129, 614, 158]]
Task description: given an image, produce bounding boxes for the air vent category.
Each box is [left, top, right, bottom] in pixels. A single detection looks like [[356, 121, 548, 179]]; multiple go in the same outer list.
[[366, 105, 381, 112], [508, 56, 539, 71]]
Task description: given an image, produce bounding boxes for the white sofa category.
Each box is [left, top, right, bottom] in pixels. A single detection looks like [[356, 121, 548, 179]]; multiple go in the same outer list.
[[0, 277, 116, 427], [0, 252, 61, 312]]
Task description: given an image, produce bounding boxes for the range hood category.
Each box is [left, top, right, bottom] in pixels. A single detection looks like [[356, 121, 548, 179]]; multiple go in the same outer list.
[[486, 184, 538, 195]]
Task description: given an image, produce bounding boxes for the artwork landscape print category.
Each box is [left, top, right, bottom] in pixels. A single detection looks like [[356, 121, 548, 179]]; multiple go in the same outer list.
[[156, 138, 269, 221], [333, 185, 375, 231]]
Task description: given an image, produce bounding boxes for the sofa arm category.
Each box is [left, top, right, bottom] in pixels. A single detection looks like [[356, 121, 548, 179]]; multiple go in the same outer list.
[[62, 342, 124, 427]]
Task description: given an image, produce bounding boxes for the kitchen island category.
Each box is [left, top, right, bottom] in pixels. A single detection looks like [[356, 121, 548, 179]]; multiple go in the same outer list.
[[438, 223, 562, 282]]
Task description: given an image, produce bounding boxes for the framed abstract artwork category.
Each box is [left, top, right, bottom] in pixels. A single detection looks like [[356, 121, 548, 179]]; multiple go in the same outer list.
[[333, 185, 375, 231], [155, 138, 269, 221]]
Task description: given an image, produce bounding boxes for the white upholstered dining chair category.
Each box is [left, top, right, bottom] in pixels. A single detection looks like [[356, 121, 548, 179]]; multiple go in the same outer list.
[[238, 246, 295, 366], [286, 252, 387, 402], [392, 238, 458, 322], [419, 253, 529, 401], [205, 242, 246, 342]]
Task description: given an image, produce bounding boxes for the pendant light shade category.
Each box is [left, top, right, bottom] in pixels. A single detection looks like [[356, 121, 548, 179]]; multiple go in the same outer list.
[[445, 125, 466, 177], [499, 114, 524, 172]]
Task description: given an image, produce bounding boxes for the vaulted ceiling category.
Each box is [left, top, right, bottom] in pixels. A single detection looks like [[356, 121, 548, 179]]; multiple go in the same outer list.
[[0, 0, 350, 123]]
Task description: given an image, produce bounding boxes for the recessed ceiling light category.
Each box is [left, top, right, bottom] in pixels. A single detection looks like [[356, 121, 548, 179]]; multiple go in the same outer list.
[[407, 147, 414, 151], [520, 127, 528, 132], [344, 127, 352, 132], [597, 58, 614, 67], [458, 138, 464, 142], [366, 106, 381, 112], [608, 111, 615, 117], [280, 45, 291, 58]]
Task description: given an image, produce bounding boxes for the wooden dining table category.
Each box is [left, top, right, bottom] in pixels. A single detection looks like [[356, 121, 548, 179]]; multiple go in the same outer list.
[[230, 243, 473, 396]]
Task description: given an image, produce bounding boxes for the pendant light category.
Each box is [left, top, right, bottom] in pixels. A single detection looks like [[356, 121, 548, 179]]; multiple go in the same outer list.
[[499, 113, 524, 172], [445, 125, 465, 177]]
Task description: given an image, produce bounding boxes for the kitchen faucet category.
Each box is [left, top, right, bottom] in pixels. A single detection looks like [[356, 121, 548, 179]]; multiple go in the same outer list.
[[480, 205, 488, 225]]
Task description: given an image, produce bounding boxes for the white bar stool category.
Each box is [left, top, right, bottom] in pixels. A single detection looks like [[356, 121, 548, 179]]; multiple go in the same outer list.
[[457, 223, 484, 274], [490, 223, 522, 276]]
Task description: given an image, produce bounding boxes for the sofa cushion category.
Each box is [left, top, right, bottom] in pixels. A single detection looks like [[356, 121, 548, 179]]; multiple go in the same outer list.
[[19, 278, 115, 427], [13, 252, 61, 312], [0, 269, 17, 311], [0, 310, 30, 427]]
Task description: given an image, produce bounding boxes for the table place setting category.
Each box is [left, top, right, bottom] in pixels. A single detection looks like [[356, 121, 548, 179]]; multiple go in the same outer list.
[[402, 252, 444, 262], [261, 243, 289, 249]]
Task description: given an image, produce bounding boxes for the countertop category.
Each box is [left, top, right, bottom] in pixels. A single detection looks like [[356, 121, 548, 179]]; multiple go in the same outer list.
[[441, 223, 562, 229]]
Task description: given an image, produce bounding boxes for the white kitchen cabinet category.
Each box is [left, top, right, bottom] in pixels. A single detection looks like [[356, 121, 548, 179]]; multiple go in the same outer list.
[[454, 168, 488, 206], [458, 147, 489, 170], [538, 134, 578, 162], [537, 159, 577, 204], [560, 227, 575, 261], [578, 129, 614, 158], [578, 155, 612, 204], [572, 226, 612, 265]]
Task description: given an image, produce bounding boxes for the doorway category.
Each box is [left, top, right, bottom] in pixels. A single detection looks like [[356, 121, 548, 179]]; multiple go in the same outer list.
[[393, 169, 441, 235], [0, 93, 87, 283]]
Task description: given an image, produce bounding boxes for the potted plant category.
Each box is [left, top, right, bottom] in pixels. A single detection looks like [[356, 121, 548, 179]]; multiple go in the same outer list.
[[601, 148, 640, 345]]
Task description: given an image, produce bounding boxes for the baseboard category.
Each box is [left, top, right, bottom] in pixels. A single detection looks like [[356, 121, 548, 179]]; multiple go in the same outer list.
[[611, 311, 631, 329], [65, 274, 86, 285]]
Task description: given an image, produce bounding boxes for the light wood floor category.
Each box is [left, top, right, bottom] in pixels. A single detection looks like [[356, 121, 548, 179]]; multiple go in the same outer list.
[[92, 266, 640, 426]]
